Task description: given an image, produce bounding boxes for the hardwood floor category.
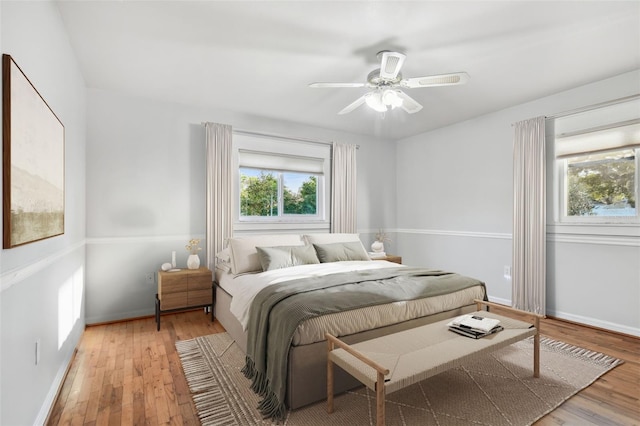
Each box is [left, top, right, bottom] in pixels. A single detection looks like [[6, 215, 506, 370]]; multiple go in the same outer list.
[[47, 310, 224, 425], [48, 310, 639, 425], [491, 305, 640, 426]]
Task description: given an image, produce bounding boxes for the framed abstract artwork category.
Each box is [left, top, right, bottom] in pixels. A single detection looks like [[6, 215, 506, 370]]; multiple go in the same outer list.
[[2, 54, 65, 248]]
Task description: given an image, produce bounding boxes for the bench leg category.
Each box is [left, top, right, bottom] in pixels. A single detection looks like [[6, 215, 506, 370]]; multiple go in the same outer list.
[[534, 317, 540, 378], [155, 295, 161, 331], [327, 340, 334, 414], [376, 372, 385, 426]]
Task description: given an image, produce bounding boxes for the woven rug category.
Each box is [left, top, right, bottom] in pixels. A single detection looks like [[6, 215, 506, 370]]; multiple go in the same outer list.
[[176, 332, 622, 426]]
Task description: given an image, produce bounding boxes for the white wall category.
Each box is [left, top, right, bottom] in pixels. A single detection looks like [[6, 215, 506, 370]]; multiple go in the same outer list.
[[396, 70, 640, 336], [85, 88, 396, 323], [0, 1, 87, 424]]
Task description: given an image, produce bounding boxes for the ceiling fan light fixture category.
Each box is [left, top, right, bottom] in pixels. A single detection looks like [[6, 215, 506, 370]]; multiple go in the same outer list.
[[365, 89, 404, 112], [365, 91, 387, 112], [382, 89, 403, 109]]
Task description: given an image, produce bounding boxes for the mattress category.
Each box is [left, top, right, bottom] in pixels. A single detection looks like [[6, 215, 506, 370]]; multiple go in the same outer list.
[[215, 265, 239, 296], [292, 285, 484, 345]]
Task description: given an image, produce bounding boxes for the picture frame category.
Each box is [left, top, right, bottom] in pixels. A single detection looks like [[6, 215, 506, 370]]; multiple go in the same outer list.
[[2, 54, 65, 248]]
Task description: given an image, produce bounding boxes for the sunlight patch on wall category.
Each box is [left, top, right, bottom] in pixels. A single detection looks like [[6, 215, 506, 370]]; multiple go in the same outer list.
[[58, 266, 84, 349]]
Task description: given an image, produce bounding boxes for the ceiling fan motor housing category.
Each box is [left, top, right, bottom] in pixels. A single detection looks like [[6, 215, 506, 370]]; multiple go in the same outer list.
[[367, 69, 402, 87]]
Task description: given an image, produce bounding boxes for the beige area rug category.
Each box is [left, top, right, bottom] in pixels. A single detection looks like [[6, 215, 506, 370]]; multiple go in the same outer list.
[[176, 332, 622, 426]]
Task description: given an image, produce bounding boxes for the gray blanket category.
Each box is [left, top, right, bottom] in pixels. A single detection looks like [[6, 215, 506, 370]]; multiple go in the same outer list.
[[241, 267, 486, 420]]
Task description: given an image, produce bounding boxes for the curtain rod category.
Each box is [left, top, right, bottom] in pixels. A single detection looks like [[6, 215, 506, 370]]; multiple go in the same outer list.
[[200, 123, 359, 149], [545, 93, 640, 120]]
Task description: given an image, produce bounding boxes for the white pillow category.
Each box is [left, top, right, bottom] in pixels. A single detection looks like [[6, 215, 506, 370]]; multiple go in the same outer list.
[[228, 234, 304, 274], [215, 262, 232, 273], [215, 247, 231, 263], [302, 233, 361, 245], [214, 248, 232, 272]]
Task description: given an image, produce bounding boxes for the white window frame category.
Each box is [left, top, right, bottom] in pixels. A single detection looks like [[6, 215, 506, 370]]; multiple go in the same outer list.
[[556, 148, 639, 224], [232, 133, 331, 232], [549, 96, 640, 239], [239, 167, 324, 221]]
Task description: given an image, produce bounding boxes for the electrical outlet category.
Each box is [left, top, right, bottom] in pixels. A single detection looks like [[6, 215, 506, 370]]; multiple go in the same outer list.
[[35, 339, 41, 365], [145, 273, 155, 284], [503, 266, 512, 279]]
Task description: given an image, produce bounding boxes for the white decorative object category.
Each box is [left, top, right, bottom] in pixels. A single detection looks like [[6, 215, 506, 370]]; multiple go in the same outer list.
[[161, 262, 173, 271], [371, 240, 384, 253], [372, 229, 390, 253], [185, 238, 202, 270], [369, 251, 387, 259], [171, 251, 176, 268], [187, 254, 200, 270]]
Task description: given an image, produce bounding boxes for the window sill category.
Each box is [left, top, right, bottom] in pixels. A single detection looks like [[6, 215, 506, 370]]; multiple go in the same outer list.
[[547, 223, 640, 246], [548, 222, 639, 236], [234, 221, 330, 233]]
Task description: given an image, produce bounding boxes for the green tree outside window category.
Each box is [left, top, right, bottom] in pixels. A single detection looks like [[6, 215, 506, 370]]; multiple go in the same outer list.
[[240, 169, 318, 217]]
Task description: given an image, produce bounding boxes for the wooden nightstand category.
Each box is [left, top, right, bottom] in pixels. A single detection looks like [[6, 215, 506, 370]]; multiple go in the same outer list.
[[155, 267, 213, 330], [374, 255, 402, 264]]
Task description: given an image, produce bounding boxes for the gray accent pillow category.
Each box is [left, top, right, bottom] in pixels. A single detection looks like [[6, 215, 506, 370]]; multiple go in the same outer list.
[[256, 244, 320, 271], [228, 234, 304, 274], [313, 241, 370, 263]]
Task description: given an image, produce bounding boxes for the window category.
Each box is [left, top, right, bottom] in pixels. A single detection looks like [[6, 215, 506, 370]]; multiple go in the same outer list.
[[564, 148, 637, 218], [239, 168, 320, 218], [554, 97, 639, 223], [232, 134, 330, 230]]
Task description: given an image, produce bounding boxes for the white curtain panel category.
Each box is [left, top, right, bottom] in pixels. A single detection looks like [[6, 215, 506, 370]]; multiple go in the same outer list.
[[512, 116, 546, 315], [205, 122, 233, 269], [331, 142, 357, 233]]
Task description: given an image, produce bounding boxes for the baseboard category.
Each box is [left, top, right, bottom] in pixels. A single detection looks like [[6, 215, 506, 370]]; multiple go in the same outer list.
[[85, 306, 210, 326], [85, 308, 154, 325], [487, 296, 511, 306], [487, 296, 638, 338], [547, 309, 640, 338], [35, 346, 78, 426]]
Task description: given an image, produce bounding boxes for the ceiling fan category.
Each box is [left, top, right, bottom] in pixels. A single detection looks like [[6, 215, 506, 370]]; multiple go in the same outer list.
[[309, 51, 469, 115]]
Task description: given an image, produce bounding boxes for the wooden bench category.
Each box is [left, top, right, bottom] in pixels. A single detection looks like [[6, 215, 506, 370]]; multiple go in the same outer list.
[[326, 300, 544, 426]]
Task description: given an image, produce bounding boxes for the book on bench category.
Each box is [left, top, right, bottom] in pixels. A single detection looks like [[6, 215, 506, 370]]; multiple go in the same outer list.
[[448, 324, 504, 339], [447, 314, 503, 339]]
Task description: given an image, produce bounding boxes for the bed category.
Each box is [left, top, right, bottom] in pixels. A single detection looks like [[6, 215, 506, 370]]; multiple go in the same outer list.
[[213, 233, 486, 420]]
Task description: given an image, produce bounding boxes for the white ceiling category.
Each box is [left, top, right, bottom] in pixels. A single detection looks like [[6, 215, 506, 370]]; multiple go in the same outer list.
[[56, 1, 640, 140]]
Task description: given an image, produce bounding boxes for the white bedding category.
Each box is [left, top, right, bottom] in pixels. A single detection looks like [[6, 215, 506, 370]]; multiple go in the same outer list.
[[227, 260, 405, 330]]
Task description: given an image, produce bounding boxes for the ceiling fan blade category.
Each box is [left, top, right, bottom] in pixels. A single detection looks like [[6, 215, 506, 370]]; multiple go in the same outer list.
[[396, 91, 423, 114], [379, 51, 406, 80], [309, 82, 365, 88], [338, 95, 366, 115], [401, 72, 470, 88]]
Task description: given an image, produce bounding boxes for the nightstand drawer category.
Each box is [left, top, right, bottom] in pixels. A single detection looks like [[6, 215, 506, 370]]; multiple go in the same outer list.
[[189, 274, 212, 290], [159, 275, 189, 294], [188, 289, 212, 306], [161, 292, 188, 310]]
